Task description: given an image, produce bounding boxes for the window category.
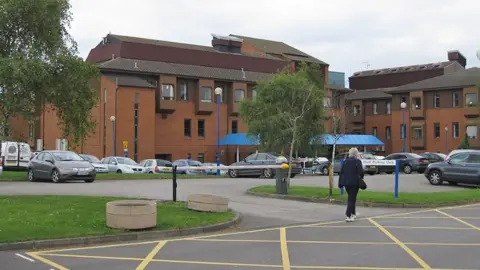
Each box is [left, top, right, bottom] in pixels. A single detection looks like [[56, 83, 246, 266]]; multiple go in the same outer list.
[[385, 126, 391, 140], [386, 101, 391, 114], [28, 121, 34, 139], [400, 124, 406, 139], [184, 119, 191, 137], [412, 97, 421, 109], [179, 81, 188, 101], [231, 120, 238, 134], [452, 92, 460, 107], [161, 84, 174, 100], [353, 105, 361, 116], [198, 119, 205, 138], [412, 127, 423, 140], [133, 93, 139, 161], [465, 93, 478, 107], [234, 89, 245, 102], [468, 154, 480, 164], [197, 153, 205, 163], [245, 153, 257, 161], [372, 103, 377, 115], [334, 95, 341, 109], [200, 87, 212, 102], [449, 153, 469, 164], [466, 125, 478, 139], [434, 123, 440, 138], [452, 122, 459, 138], [252, 89, 258, 100], [434, 92, 440, 108], [372, 127, 377, 137], [323, 97, 331, 109]]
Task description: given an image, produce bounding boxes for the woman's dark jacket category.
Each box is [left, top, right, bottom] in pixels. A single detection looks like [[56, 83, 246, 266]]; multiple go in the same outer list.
[[338, 156, 364, 188]]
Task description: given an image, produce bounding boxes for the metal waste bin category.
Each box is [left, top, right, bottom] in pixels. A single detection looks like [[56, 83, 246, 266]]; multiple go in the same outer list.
[[275, 156, 289, 195]]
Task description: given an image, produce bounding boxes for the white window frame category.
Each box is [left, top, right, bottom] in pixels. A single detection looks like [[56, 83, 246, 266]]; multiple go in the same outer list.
[[201, 87, 212, 103], [234, 89, 245, 103], [161, 84, 174, 100], [179, 82, 188, 101], [466, 125, 478, 139]]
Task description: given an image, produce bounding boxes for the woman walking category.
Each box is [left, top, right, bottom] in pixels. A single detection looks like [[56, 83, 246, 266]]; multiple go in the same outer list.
[[338, 147, 365, 222]]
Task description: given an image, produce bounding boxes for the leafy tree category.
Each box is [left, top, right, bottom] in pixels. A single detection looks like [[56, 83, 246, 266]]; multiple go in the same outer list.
[[0, 0, 99, 145], [457, 133, 470, 149], [239, 63, 325, 183], [326, 106, 347, 196]]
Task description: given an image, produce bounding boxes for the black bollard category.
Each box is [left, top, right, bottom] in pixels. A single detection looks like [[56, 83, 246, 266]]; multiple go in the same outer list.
[[172, 165, 177, 202]]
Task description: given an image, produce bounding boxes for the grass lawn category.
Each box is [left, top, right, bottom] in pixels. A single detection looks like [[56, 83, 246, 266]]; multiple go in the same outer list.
[[250, 185, 480, 205], [0, 171, 225, 182], [0, 195, 235, 243]]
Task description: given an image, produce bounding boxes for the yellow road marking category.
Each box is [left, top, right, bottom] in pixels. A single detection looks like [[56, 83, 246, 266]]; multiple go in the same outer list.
[[26, 252, 70, 270], [309, 225, 473, 230], [190, 238, 280, 243], [368, 218, 431, 269], [288, 240, 396, 245], [280, 228, 291, 270], [41, 253, 142, 261], [435, 210, 480, 231], [135, 240, 167, 270], [294, 266, 426, 270], [34, 240, 161, 255], [151, 258, 281, 268]]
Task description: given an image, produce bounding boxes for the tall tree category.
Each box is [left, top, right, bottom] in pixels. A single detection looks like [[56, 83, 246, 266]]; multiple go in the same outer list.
[[239, 64, 326, 182], [0, 0, 99, 144]]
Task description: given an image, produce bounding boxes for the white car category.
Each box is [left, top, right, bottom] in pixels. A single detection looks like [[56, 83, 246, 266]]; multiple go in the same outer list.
[[139, 159, 173, 174], [1, 141, 32, 171], [375, 155, 385, 160], [80, 154, 109, 173], [100, 156, 143, 173], [203, 163, 228, 175]]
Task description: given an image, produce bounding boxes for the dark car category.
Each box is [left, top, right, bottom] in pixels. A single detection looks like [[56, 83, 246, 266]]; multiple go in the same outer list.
[[378, 152, 430, 174], [420, 152, 447, 163], [227, 152, 302, 178], [424, 151, 480, 186], [27, 151, 96, 183]]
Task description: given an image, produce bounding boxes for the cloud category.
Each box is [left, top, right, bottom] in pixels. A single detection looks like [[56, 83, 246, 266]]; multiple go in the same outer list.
[[69, 0, 480, 85]]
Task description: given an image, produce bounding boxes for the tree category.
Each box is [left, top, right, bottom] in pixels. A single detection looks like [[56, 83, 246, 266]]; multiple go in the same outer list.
[[326, 105, 347, 196], [0, 0, 99, 145], [239, 63, 326, 183], [457, 133, 470, 149]]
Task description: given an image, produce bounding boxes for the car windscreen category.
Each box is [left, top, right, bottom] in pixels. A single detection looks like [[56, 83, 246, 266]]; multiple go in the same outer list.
[[408, 153, 423, 159], [52, 152, 84, 161], [187, 160, 202, 166], [81, 155, 100, 163], [436, 153, 447, 159], [361, 153, 376, 159], [116, 157, 138, 165], [156, 159, 172, 167]]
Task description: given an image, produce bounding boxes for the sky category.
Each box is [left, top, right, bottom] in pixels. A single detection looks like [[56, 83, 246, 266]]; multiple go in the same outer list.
[[70, 0, 480, 86]]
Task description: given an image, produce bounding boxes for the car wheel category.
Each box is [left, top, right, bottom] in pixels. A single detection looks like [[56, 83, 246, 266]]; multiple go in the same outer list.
[[116, 169, 122, 174], [27, 169, 36, 182], [386, 172, 393, 174], [427, 170, 443, 185], [228, 169, 238, 178], [403, 165, 412, 174], [85, 178, 95, 183], [447, 181, 458, 186], [368, 172, 375, 175], [322, 166, 329, 175], [51, 169, 61, 183], [263, 168, 273, 178]]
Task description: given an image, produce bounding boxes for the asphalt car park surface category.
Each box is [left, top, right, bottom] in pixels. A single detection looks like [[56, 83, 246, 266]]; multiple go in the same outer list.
[[7, 203, 478, 270]]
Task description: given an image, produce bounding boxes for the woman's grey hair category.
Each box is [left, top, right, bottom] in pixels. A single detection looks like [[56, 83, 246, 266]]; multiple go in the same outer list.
[[348, 147, 360, 158]]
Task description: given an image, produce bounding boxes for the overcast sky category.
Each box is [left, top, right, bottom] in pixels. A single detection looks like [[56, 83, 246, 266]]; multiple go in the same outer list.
[[70, 0, 480, 86]]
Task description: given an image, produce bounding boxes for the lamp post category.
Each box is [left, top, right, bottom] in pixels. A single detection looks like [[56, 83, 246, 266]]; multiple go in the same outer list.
[[445, 126, 448, 154], [110, 116, 116, 156], [400, 102, 407, 152], [214, 87, 223, 176]]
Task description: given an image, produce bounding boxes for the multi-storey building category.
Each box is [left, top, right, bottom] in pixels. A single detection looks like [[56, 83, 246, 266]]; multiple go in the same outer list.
[[23, 33, 335, 164]]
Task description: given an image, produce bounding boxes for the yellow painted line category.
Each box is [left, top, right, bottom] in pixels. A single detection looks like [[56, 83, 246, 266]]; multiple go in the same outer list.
[[41, 253, 142, 261], [309, 225, 377, 228], [375, 217, 450, 219], [406, 242, 480, 246], [435, 210, 480, 231], [34, 239, 161, 255], [368, 218, 431, 269], [294, 265, 426, 270], [288, 240, 396, 245], [151, 258, 281, 268], [189, 238, 280, 243], [384, 226, 474, 230], [135, 240, 168, 270], [26, 252, 70, 270], [280, 228, 291, 270]]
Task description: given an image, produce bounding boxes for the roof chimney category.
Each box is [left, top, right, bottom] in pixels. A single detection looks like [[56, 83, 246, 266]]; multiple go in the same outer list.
[[448, 50, 466, 68], [211, 34, 243, 54]]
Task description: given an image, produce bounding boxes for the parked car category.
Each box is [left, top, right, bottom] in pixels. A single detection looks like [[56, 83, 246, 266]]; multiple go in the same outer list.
[[80, 154, 109, 173], [375, 155, 385, 160], [100, 156, 144, 173], [333, 152, 378, 175], [445, 149, 480, 160], [1, 141, 32, 171], [420, 152, 447, 163], [139, 159, 173, 174], [203, 163, 228, 175], [424, 151, 480, 186], [312, 157, 331, 175], [378, 152, 430, 174], [172, 159, 206, 175], [227, 152, 302, 178], [27, 150, 96, 183]]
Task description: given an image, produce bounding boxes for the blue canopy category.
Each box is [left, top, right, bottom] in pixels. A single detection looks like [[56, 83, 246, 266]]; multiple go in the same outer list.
[[318, 134, 384, 146], [218, 133, 260, 146]]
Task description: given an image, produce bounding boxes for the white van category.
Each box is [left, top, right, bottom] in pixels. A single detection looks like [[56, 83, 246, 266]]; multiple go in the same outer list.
[[1, 141, 32, 171]]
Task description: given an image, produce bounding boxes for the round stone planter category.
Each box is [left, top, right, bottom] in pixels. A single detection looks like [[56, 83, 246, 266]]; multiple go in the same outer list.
[[187, 194, 229, 213], [106, 200, 157, 230]]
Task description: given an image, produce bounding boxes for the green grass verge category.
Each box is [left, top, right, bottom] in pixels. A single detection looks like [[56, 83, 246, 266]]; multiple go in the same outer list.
[[0, 171, 225, 182], [249, 185, 480, 205], [0, 195, 235, 243]]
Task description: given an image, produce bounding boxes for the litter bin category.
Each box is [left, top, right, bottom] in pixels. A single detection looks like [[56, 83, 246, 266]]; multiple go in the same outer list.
[[275, 156, 289, 195]]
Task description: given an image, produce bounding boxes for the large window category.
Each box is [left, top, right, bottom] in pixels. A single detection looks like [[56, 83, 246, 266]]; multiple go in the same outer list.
[[161, 84, 174, 100], [234, 89, 245, 102], [201, 87, 212, 102], [386, 101, 391, 114], [372, 127, 377, 137], [385, 126, 391, 140], [466, 125, 478, 139], [412, 127, 423, 140], [452, 92, 460, 107], [198, 119, 205, 138], [465, 93, 478, 107], [434, 92, 440, 108], [452, 122, 459, 138], [434, 123, 440, 138], [184, 119, 191, 137], [179, 81, 188, 101], [353, 105, 361, 116], [372, 103, 377, 115], [412, 97, 421, 109], [133, 93, 139, 161], [231, 120, 238, 134]]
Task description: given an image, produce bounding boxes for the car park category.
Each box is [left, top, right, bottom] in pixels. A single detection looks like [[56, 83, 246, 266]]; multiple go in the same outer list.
[[100, 156, 144, 173], [80, 154, 109, 173], [424, 150, 480, 186], [139, 159, 173, 174], [28, 150, 96, 183], [378, 152, 430, 174], [227, 152, 302, 178]]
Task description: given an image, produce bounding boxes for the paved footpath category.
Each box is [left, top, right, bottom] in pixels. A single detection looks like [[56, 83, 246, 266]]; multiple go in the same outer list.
[[4, 203, 480, 270]]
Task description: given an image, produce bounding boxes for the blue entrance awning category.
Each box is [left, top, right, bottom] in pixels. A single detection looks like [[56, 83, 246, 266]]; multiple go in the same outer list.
[[218, 133, 260, 146], [319, 134, 384, 146]]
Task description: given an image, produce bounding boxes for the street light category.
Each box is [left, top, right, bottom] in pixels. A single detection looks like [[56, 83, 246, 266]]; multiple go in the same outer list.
[[214, 87, 223, 176], [445, 126, 448, 153], [400, 102, 407, 152], [110, 116, 116, 156]]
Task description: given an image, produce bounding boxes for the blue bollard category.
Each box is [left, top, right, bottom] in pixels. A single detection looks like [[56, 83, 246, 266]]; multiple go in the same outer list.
[[394, 160, 400, 198], [340, 160, 344, 195]]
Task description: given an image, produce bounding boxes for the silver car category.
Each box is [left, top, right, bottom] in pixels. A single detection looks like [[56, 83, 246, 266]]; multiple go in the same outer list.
[[100, 156, 144, 173], [27, 151, 96, 183], [80, 154, 109, 173], [139, 159, 173, 174]]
